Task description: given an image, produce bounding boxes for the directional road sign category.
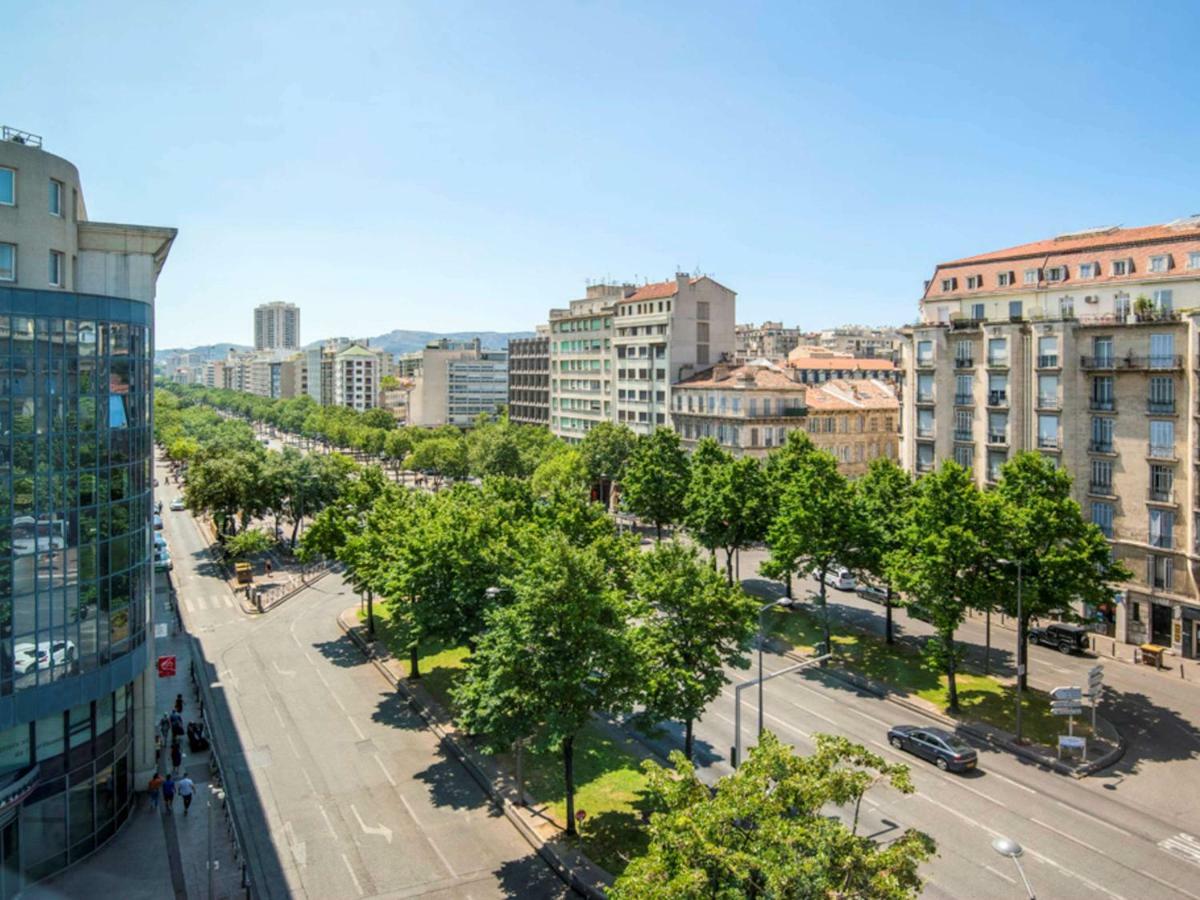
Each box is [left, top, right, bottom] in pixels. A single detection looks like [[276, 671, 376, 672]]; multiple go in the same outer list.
[[1051, 699, 1083, 716], [1051, 686, 1082, 701]]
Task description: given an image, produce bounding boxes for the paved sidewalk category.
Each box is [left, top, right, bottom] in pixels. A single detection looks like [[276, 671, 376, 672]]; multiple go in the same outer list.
[[29, 570, 246, 900]]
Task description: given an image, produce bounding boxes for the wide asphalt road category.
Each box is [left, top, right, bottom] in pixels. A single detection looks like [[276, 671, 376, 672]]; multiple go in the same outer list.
[[157, 460, 571, 900]]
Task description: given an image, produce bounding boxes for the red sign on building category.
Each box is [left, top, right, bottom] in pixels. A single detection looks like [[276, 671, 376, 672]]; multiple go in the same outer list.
[[156, 655, 177, 678]]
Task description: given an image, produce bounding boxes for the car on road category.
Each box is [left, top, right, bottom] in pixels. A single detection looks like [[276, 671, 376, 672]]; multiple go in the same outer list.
[[887, 725, 978, 772], [1028, 621, 1090, 655], [822, 567, 857, 591], [857, 582, 888, 604], [154, 499, 163, 515], [153, 514, 164, 530], [154, 552, 172, 572], [170, 498, 186, 512], [13, 640, 77, 676], [153, 534, 167, 552]]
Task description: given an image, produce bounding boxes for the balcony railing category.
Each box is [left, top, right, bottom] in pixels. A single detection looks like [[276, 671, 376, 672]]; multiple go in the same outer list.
[[916, 392, 934, 404], [954, 357, 975, 369], [1037, 435, 1060, 450], [950, 317, 984, 331], [1088, 440, 1114, 453], [987, 432, 1007, 445], [916, 460, 934, 473], [953, 429, 973, 442], [1089, 397, 1116, 411], [987, 391, 1008, 407], [1148, 487, 1176, 504], [1036, 396, 1061, 410], [1088, 481, 1115, 495], [954, 393, 974, 405], [986, 356, 1010, 368], [1148, 444, 1177, 460], [916, 427, 934, 438], [1148, 399, 1177, 414], [1121, 355, 1184, 370], [1080, 355, 1116, 370], [916, 357, 935, 369], [1037, 354, 1060, 368]]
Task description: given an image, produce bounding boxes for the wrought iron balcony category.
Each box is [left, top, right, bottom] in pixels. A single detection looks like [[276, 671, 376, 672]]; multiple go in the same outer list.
[[1148, 443, 1177, 460], [1088, 481, 1115, 496], [1148, 399, 1177, 414], [1037, 435, 1060, 450], [987, 432, 1007, 445], [953, 429, 973, 442], [986, 356, 1010, 368], [954, 356, 975, 369], [1148, 487, 1177, 504], [987, 391, 1008, 407], [1037, 354, 1060, 368], [954, 393, 974, 405], [1088, 440, 1114, 454], [1080, 355, 1116, 370], [1089, 397, 1116, 411]]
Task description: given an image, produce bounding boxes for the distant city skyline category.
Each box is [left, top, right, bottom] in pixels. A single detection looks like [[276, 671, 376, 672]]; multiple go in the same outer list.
[[6, 1, 1199, 348]]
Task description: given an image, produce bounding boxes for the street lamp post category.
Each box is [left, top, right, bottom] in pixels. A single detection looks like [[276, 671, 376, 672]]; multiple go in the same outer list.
[[1015, 560, 1024, 743], [992, 836, 1034, 899], [758, 597, 792, 737]]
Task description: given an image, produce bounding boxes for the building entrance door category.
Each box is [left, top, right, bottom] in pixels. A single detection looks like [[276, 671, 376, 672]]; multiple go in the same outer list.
[[1151, 603, 1173, 645]]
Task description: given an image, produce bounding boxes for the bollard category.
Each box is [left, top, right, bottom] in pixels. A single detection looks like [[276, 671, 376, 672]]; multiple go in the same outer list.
[[1111, 639, 1116, 657]]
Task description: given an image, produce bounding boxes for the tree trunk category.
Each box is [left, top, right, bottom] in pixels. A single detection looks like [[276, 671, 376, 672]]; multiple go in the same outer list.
[[409, 644, 420, 679], [655, 521, 662, 542], [684, 718, 695, 761], [884, 585, 894, 645], [366, 590, 375, 638], [724, 548, 735, 585], [563, 735, 578, 836], [819, 570, 831, 665], [985, 608, 991, 676], [1018, 613, 1029, 691], [290, 516, 301, 548], [786, 570, 793, 600], [946, 632, 959, 712]]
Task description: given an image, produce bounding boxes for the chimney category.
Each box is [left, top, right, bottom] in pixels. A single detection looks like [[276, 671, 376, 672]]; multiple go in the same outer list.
[[676, 272, 690, 290]]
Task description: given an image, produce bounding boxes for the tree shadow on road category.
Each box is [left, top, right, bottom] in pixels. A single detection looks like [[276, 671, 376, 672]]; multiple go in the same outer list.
[[411, 745, 504, 816], [491, 852, 576, 899], [1094, 686, 1200, 777], [311, 634, 370, 669], [368, 689, 425, 732]]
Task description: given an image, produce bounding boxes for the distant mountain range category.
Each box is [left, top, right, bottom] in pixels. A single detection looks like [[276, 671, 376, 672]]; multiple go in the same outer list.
[[155, 331, 533, 364]]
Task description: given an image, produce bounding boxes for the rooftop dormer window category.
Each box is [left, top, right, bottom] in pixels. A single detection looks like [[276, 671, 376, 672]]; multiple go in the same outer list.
[[1078, 262, 1098, 278], [966, 274, 983, 289], [1024, 268, 1041, 285], [1149, 254, 1172, 273], [1113, 258, 1132, 276], [941, 277, 958, 292], [997, 271, 1014, 287], [1189, 252, 1200, 270], [1046, 266, 1066, 282]]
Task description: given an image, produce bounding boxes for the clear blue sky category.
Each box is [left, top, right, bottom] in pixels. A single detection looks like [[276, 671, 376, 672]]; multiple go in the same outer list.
[[6, 1, 1199, 348]]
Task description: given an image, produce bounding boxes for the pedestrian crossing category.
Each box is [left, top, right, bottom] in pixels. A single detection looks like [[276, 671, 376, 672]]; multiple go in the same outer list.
[[178, 593, 237, 613], [1160, 833, 1200, 868]]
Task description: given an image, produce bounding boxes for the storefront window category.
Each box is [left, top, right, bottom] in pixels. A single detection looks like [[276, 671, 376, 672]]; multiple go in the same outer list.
[[23, 793, 66, 880], [34, 714, 63, 763]]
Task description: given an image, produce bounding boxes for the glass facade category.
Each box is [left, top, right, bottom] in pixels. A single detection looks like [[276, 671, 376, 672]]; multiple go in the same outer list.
[[0, 287, 151, 890]]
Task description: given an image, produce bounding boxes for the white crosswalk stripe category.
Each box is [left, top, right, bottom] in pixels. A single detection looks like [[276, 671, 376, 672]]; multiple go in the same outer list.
[[1160, 833, 1200, 867]]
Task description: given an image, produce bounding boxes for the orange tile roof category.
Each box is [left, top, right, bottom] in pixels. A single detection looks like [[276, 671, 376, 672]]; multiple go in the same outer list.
[[805, 378, 899, 412], [621, 275, 734, 303], [923, 218, 1200, 301], [675, 361, 805, 391], [787, 356, 897, 372]]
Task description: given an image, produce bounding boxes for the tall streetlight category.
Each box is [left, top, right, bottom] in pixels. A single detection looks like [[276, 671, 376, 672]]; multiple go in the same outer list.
[[758, 597, 792, 736], [991, 836, 1034, 899]]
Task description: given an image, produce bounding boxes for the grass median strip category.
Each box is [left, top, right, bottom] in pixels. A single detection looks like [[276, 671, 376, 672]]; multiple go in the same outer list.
[[361, 605, 650, 874], [766, 603, 1093, 746]]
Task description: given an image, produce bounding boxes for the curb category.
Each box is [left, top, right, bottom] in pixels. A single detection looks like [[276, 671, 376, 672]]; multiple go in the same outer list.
[[782, 648, 1126, 779], [336, 610, 608, 900]]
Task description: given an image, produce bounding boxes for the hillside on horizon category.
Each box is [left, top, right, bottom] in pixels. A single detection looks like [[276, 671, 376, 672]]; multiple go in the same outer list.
[[155, 330, 533, 363]]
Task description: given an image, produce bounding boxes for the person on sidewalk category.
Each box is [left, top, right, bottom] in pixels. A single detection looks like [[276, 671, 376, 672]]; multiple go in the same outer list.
[[265, 559, 272, 577], [148, 773, 164, 812], [174, 693, 184, 714], [177, 773, 195, 816], [162, 773, 176, 812], [170, 740, 183, 775]]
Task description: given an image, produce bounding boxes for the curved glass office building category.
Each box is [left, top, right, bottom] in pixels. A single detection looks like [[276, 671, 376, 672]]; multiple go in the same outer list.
[[0, 127, 175, 893]]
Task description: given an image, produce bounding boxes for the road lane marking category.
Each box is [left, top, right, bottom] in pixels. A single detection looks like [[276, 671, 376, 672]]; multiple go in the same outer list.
[[273, 660, 295, 677], [347, 715, 365, 740], [272, 705, 287, 729], [301, 768, 316, 793], [983, 863, 1016, 885], [374, 753, 396, 787], [944, 777, 1006, 809], [983, 769, 1036, 795], [318, 804, 338, 840], [1160, 833, 1200, 867], [1138, 868, 1200, 900], [845, 706, 891, 727], [1030, 816, 1102, 854], [916, 793, 999, 838], [340, 853, 364, 896], [285, 732, 301, 758], [1054, 800, 1132, 836], [401, 795, 458, 877]]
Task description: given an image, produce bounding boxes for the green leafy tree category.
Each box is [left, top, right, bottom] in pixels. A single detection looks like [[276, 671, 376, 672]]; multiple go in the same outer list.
[[632, 542, 759, 759], [452, 534, 639, 836], [887, 461, 991, 712], [225, 528, 273, 560], [530, 447, 589, 502], [405, 435, 468, 484], [578, 421, 636, 505], [763, 448, 861, 657], [184, 450, 264, 537], [683, 438, 731, 564], [622, 428, 690, 541], [686, 445, 770, 583], [855, 457, 914, 645], [610, 732, 934, 900], [991, 452, 1130, 690], [762, 431, 819, 595]]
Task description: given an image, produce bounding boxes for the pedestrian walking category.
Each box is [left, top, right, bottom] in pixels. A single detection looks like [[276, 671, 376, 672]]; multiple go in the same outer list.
[[177, 773, 195, 816], [174, 693, 184, 714], [169, 709, 184, 736], [170, 740, 182, 775], [159, 713, 171, 744], [148, 773, 164, 812], [162, 773, 176, 812], [265, 559, 272, 577]]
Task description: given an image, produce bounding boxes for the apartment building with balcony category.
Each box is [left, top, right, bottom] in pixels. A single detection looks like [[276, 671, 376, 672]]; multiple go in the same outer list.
[[670, 360, 898, 475], [614, 274, 736, 436], [507, 328, 550, 426], [901, 217, 1200, 654], [548, 285, 622, 442], [734, 321, 805, 361], [408, 338, 507, 427]]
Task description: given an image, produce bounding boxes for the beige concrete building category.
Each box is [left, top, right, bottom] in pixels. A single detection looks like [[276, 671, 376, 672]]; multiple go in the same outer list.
[[254, 300, 300, 351], [331, 343, 385, 411], [548, 285, 623, 441], [408, 338, 508, 427], [735, 321, 804, 361], [902, 217, 1200, 653], [614, 274, 737, 436], [670, 360, 898, 475], [786, 347, 901, 384], [819, 325, 902, 362]]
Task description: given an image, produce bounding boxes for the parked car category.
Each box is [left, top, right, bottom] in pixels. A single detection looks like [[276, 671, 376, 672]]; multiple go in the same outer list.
[[154, 552, 173, 572], [887, 725, 978, 772], [170, 498, 186, 512], [153, 533, 167, 551], [822, 568, 857, 591], [13, 640, 77, 676], [908, 602, 933, 623], [857, 582, 888, 604], [1028, 622, 1090, 655], [154, 499, 163, 515]]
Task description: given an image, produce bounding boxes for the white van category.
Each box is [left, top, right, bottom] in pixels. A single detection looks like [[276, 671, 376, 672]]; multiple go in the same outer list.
[[823, 568, 857, 591]]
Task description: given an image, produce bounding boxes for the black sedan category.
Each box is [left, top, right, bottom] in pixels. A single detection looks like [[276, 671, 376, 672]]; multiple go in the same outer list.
[[887, 725, 978, 773]]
